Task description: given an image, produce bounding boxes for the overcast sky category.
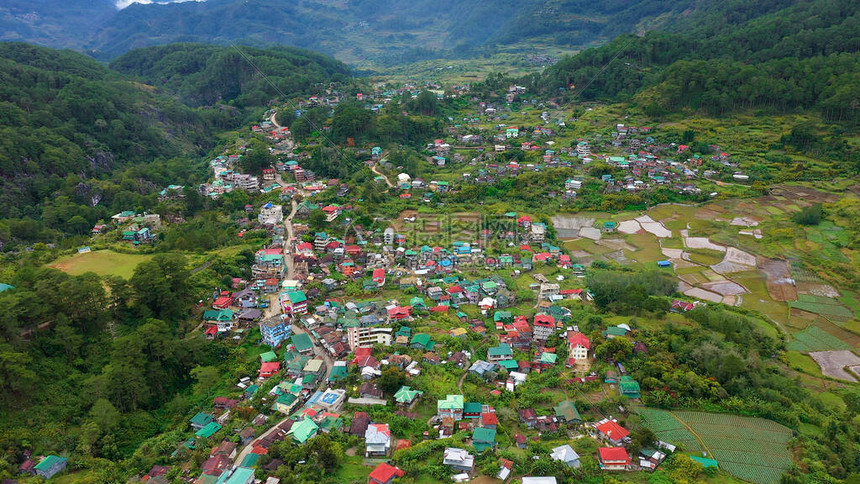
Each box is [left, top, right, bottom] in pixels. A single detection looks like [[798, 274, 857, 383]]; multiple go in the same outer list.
[[115, 0, 207, 9]]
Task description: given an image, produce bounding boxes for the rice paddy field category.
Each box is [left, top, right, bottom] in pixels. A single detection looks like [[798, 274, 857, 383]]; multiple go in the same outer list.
[[638, 408, 794, 484]]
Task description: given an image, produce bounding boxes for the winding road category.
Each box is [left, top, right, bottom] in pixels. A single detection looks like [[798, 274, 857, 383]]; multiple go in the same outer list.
[[232, 112, 334, 468]]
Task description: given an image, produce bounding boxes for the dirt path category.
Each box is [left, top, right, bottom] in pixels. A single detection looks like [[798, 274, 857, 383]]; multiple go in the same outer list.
[[269, 111, 281, 129], [370, 153, 394, 189], [670, 410, 715, 458], [189, 259, 213, 275]]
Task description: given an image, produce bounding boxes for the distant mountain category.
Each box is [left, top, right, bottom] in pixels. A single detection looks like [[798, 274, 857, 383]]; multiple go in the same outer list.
[[0, 0, 690, 65], [85, 0, 690, 63], [0, 0, 116, 50]]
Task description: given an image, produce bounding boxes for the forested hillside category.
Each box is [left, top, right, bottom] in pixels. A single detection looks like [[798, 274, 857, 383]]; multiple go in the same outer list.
[[0, 44, 220, 231], [537, 0, 860, 126], [0, 43, 350, 249], [110, 43, 352, 108]]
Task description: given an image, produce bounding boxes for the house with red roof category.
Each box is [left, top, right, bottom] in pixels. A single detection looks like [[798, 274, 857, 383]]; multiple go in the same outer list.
[[533, 314, 555, 340], [372, 268, 386, 287], [213, 295, 233, 309], [595, 419, 630, 445], [387, 306, 412, 322], [598, 447, 630, 470], [346, 245, 362, 257], [368, 462, 405, 484], [259, 361, 281, 378], [560, 288, 583, 300], [479, 412, 498, 429], [558, 255, 572, 268], [296, 242, 314, 256], [567, 331, 591, 362]]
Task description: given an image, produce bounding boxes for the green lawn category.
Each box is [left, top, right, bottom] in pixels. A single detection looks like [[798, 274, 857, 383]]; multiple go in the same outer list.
[[49, 250, 155, 279]]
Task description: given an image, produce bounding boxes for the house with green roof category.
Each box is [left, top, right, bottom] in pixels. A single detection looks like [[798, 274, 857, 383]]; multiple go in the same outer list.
[[195, 421, 222, 439], [224, 467, 256, 484], [291, 333, 314, 355], [410, 333, 434, 350], [410, 296, 427, 309], [554, 400, 582, 423], [287, 418, 319, 444], [493, 310, 512, 323], [34, 455, 67, 479], [487, 343, 513, 362], [481, 280, 498, 295], [190, 412, 215, 430], [499, 359, 519, 371], [328, 362, 348, 383], [274, 393, 299, 414], [259, 350, 277, 362], [394, 386, 423, 405], [472, 427, 497, 452], [319, 415, 344, 433], [438, 394, 465, 420], [539, 352, 558, 366], [463, 402, 482, 419], [603, 326, 629, 339], [619, 376, 641, 398], [203, 309, 234, 322]]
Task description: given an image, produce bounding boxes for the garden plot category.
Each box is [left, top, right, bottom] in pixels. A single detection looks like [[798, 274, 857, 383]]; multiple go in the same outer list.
[[730, 217, 760, 227], [617, 219, 642, 234], [579, 227, 602, 240], [683, 287, 724, 303], [809, 350, 860, 382], [551, 215, 595, 239], [791, 294, 854, 321], [796, 283, 840, 298], [661, 248, 684, 259], [758, 258, 797, 302], [700, 280, 748, 296], [711, 247, 757, 274], [635, 215, 672, 238], [683, 237, 726, 251], [787, 326, 852, 353], [605, 250, 631, 264], [671, 258, 700, 269], [597, 238, 637, 252], [640, 409, 793, 484]]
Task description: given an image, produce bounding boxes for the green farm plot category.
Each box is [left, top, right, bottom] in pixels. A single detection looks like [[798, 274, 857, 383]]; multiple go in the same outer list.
[[787, 326, 852, 352], [686, 249, 725, 266], [640, 409, 793, 484], [790, 294, 854, 320], [636, 408, 701, 452], [838, 293, 860, 318], [49, 250, 154, 279]]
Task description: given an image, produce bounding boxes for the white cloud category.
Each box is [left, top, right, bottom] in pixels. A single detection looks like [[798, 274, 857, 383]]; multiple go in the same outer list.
[[115, 0, 207, 9]]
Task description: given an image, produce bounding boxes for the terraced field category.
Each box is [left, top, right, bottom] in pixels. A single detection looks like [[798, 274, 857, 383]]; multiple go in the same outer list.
[[787, 326, 853, 352], [638, 408, 793, 484]]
